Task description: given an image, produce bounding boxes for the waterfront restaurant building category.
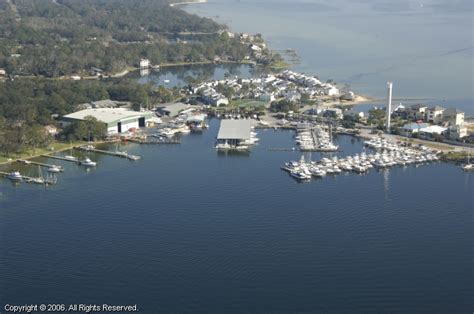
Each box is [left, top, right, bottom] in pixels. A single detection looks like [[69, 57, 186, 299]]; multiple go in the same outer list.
[[62, 108, 154, 135], [216, 119, 252, 147]]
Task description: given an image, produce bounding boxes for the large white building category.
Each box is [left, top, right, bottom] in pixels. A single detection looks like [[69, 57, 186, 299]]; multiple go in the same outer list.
[[62, 108, 155, 135]]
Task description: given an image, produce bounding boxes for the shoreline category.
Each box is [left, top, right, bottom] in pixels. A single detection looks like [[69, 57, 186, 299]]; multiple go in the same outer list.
[[169, 0, 208, 7], [0, 139, 119, 166]]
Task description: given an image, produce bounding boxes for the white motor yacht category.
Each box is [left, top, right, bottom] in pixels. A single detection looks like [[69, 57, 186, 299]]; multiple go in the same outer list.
[[47, 165, 61, 173], [80, 158, 97, 167], [7, 171, 22, 181]]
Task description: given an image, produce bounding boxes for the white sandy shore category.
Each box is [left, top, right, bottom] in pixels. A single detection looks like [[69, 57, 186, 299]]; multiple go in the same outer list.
[[169, 0, 208, 7]]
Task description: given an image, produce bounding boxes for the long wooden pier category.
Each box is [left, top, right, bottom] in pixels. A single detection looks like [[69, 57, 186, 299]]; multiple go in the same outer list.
[[41, 155, 79, 163], [0, 171, 57, 185], [17, 159, 64, 171], [74, 146, 141, 160], [127, 138, 180, 145]]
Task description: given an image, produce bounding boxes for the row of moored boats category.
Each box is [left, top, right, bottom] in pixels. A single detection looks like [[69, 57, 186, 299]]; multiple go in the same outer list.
[[296, 126, 338, 152], [282, 141, 442, 181]]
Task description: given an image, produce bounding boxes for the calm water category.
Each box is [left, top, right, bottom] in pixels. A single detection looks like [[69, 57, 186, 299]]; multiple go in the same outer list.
[[0, 120, 472, 313], [186, 0, 473, 114], [1, 1, 473, 312], [130, 63, 255, 88]]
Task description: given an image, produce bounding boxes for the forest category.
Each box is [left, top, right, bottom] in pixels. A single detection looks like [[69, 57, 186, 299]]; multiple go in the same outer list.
[[0, 0, 251, 77]]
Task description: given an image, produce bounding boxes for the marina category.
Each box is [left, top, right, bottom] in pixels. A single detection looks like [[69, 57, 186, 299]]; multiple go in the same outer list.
[[282, 137, 441, 181], [295, 123, 339, 152]]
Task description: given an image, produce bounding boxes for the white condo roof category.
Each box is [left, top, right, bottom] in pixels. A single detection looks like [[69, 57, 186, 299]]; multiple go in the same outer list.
[[217, 119, 253, 140]]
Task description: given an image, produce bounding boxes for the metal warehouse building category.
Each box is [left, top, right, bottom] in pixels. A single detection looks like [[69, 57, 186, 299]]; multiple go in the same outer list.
[[62, 108, 155, 134]]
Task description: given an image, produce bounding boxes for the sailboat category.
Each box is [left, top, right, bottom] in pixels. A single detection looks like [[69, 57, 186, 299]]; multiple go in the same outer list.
[[30, 166, 45, 184]]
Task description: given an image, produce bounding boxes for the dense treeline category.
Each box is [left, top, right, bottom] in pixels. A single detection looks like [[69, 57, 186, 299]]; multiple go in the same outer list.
[[0, 0, 250, 77], [0, 78, 181, 155]]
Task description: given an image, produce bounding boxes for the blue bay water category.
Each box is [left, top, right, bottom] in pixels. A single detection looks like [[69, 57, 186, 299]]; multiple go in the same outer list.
[[1, 0, 474, 312], [0, 120, 472, 313]]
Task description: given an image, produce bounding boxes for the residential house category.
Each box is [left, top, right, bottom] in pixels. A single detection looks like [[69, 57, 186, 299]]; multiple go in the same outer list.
[[443, 108, 465, 126], [406, 104, 428, 121], [139, 59, 150, 69], [426, 106, 445, 124], [446, 125, 468, 140]]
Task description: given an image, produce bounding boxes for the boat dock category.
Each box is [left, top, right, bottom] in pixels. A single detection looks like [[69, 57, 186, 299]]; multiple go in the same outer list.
[[42, 155, 80, 163], [74, 146, 141, 160], [0, 171, 57, 185], [128, 138, 180, 145], [17, 159, 64, 171]]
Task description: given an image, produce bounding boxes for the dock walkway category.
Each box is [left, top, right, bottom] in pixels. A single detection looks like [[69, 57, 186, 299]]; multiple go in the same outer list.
[[0, 171, 57, 185], [17, 159, 64, 171]]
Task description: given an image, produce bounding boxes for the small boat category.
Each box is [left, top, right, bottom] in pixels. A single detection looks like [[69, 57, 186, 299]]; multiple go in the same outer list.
[[215, 142, 232, 150], [64, 155, 77, 161], [29, 177, 45, 185], [7, 171, 22, 181], [127, 154, 141, 161], [18, 159, 31, 164], [47, 165, 61, 173], [80, 157, 97, 167], [462, 163, 474, 172], [290, 170, 312, 181], [164, 79, 170, 84]]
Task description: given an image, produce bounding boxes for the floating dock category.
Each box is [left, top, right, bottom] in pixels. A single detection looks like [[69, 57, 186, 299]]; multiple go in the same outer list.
[[17, 159, 64, 171]]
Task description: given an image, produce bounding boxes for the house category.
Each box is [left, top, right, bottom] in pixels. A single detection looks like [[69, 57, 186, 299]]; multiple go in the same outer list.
[[285, 91, 301, 103], [156, 102, 191, 117], [391, 105, 408, 119], [426, 106, 445, 124], [44, 125, 59, 136], [62, 108, 154, 135], [406, 104, 428, 121], [446, 125, 468, 140], [200, 89, 229, 107], [139, 59, 150, 69], [443, 108, 464, 126], [323, 108, 343, 119], [90, 67, 104, 76], [250, 44, 262, 53]]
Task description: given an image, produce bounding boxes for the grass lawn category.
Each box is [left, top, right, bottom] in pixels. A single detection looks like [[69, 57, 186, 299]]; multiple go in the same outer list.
[[0, 140, 85, 164]]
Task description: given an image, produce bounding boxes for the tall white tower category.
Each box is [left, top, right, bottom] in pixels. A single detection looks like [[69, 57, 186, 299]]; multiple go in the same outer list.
[[386, 82, 393, 132]]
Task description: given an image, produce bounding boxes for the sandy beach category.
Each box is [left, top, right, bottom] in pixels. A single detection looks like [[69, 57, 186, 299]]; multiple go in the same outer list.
[[169, 0, 208, 7]]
